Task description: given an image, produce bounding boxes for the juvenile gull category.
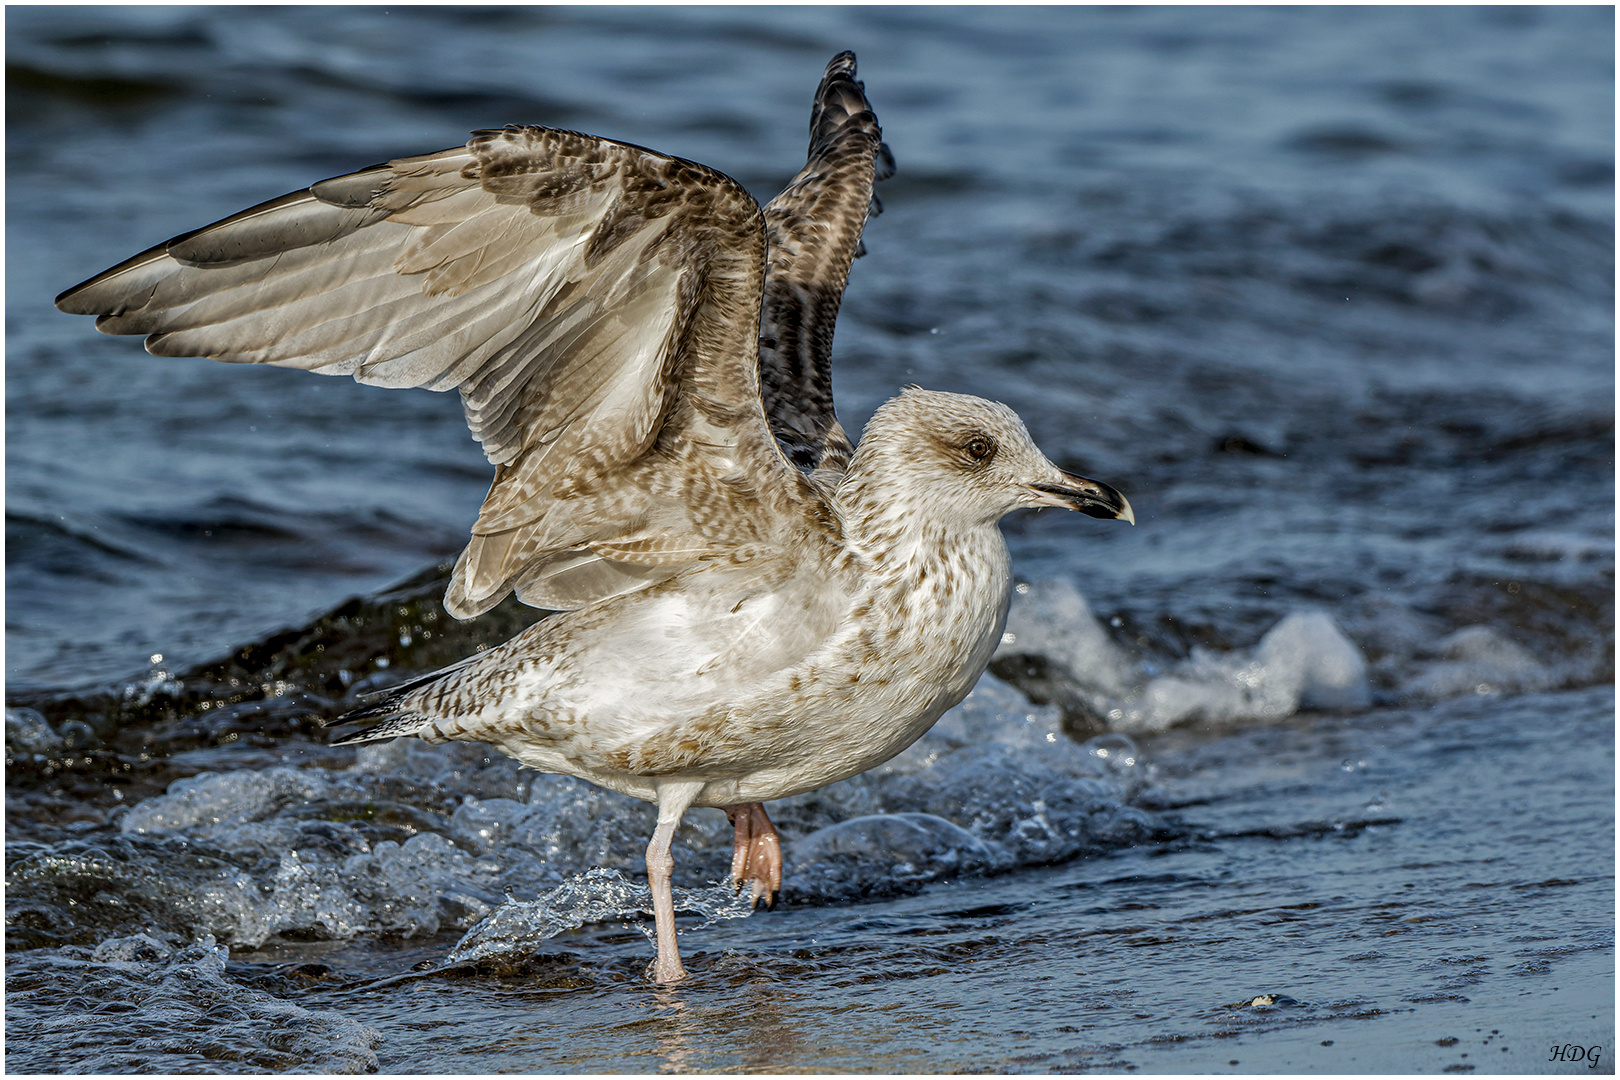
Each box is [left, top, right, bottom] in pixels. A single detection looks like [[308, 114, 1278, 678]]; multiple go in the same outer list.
[[55, 52, 1133, 982]]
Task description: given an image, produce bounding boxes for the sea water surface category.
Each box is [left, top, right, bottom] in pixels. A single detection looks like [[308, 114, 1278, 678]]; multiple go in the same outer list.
[[6, 6, 1613, 1073]]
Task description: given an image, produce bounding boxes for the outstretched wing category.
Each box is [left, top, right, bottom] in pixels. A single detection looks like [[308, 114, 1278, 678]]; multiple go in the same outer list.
[[57, 125, 831, 618], [758, 51, 894, 476]]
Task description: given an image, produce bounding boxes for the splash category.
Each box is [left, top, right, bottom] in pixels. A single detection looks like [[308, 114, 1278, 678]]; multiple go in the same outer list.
[[446, 866, 756, 965], [4, 934, 380, 1074], [998, 579, 1373, 732], [9, 673, 1162, 951]]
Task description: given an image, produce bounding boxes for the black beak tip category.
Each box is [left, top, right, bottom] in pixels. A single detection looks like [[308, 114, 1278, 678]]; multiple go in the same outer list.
[[1077, 501, 1125, 521], [1030, 477, 1135, 524]]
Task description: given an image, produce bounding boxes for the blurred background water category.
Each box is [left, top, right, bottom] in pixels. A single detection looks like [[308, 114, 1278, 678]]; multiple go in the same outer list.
[[6, 5, 1612, 1073]]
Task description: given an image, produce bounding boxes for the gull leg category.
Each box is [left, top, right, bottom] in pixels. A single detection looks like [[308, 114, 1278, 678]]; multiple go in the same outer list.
[[648, 780, 705, 984], [723, 802, 782, 907]]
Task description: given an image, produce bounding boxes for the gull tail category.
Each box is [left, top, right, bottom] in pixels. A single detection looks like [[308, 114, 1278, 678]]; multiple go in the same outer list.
[[323, 652, 481, 745], [327, 710, 428, 746], [325, 676, 436, 745]]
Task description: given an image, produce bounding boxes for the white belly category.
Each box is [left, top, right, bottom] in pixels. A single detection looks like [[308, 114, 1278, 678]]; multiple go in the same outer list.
[[697, 532, 1014, 805]]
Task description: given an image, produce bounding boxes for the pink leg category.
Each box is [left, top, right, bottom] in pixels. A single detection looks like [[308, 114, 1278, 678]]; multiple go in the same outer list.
[[648, 781, 704, 983], [723, 802, 782, 908]]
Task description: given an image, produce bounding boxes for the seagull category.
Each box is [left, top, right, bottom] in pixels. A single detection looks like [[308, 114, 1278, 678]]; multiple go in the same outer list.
[[55, 52, 1133, 982]]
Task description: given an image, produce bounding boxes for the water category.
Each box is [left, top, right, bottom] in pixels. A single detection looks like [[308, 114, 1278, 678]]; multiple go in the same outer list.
[[6, 6, 1612, 1073]]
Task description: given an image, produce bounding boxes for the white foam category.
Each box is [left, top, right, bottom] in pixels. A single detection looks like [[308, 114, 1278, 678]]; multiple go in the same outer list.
[[998, 581, 1373, 732], [1259, 610, 1374, 710], [1403, 624, 1553, 700]]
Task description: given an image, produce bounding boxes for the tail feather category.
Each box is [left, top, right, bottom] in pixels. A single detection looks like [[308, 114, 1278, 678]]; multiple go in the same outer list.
[[328, 710, 431, 746], [324, 650, 485, 745]]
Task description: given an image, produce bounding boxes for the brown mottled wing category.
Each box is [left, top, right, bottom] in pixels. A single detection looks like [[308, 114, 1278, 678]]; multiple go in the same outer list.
[[56, 126, 826, 618], [758, 51, 895, 475]]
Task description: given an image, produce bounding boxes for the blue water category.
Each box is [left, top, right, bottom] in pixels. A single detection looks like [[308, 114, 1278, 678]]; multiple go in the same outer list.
[[6, 6, 1612, 1073]]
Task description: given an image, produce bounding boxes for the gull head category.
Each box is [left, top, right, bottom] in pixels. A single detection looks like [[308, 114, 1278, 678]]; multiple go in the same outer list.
[[845, 387, 1134, 529]]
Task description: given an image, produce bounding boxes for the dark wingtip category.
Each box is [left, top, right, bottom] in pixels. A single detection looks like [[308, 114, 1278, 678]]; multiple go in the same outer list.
[[825, 50, 858, 79], [807, 50, 885, 166]]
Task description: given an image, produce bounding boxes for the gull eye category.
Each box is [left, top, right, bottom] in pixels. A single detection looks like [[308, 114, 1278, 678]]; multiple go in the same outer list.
[[963, 435, 995, 463]]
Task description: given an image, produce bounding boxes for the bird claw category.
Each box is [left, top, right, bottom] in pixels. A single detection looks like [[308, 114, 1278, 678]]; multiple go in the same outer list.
[[726, 874, 772, 908], [725, 802, 782, 909]]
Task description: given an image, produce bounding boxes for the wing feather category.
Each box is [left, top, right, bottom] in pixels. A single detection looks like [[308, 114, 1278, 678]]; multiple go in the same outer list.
[[757, 51, 893, 476], [57, 121, 830, 618]]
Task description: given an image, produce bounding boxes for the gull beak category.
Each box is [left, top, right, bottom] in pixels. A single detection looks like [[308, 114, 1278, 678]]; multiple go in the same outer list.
[[1028, 468, 1135, 524]]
